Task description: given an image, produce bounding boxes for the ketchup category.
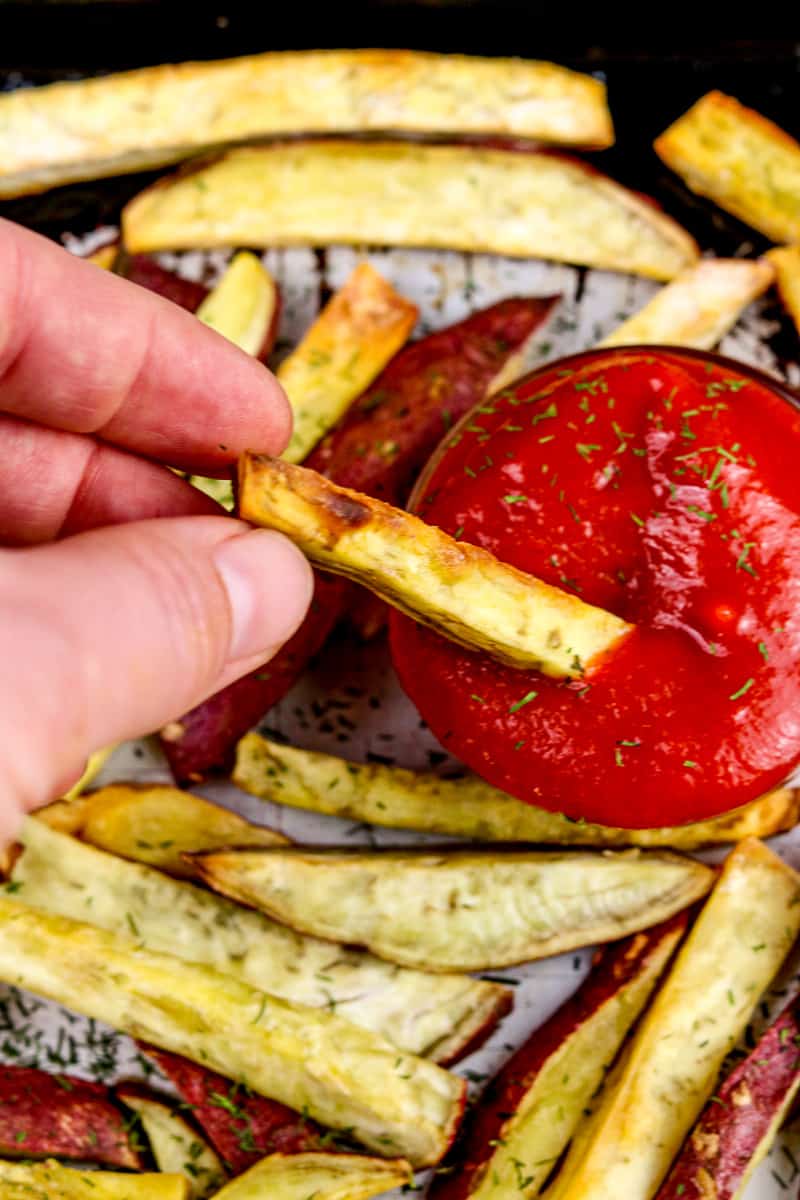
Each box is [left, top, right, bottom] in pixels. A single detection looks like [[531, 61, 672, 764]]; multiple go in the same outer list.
[[390, 349, 800, 828]]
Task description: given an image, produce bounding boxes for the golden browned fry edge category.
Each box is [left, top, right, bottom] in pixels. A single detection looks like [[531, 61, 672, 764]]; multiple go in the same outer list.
[[36, 781, 286, 876], [237, 453, 631, 677], [600, 258, 775, 350], [279, 262, 418, 463], [544, 839, 800, 1200], [654, 90, 800, 243], [190, 843, 713, 972], [121, 141, 697, 281], [766, 245, 800, 335], [0, 51, 613, 198], [233, 732, 799, 849]]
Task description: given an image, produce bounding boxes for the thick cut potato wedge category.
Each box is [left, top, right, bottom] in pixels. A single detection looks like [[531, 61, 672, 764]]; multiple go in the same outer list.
[[38, 783, 287, 875], [656, 992, 800, 1199], [432, 917, 686, 1200], [654, 91, 800, 242], [124, 255, 209, 311], [543, 839, 800, 1200], [196, 251, 280, 359], [766, 245, 800, 335], [280, 263, 417, 464], [234, 733, 799, 848], [0, 1159, 187, 1199], [238, 455, 632, 677], [0, 895, 465, 1167], [600, 258, 775, 350], [0, 51, 612, 198], [122, 141, 697, 280], [190, 843, 712, 972], [13, 819, 509, 1064], [210, 1151, 410, 1200], [0, 1064, 141, 1167], [138, 1047, 322, 1175], [118, 1090, 225, 1199]]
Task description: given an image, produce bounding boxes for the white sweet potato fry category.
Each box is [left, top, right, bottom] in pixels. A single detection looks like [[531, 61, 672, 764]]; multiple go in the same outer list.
[[190, 843, 712, 972], [0, 893, 465, 1167], [121, 141, 697, 281]]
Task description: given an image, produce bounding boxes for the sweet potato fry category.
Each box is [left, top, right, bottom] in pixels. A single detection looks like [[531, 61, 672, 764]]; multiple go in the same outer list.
[[161, 298, 556, 782], [238, 454, 633, 676], [654, 91, 800, 242], [0, 894, 465, 1167], [766, 245, 800, 335], [0, 1159, 187, 1199], [13, 818, 510, 1064], [656, 992, 800, 1199], [41, 782, 286, 875], [544, 840, 800, 1200], [210, 1150, 410, 1200], [279, 263, 418, 464], [0, 1065, 141, 1167], [233, 733, 799, 848], [190, 843, 712, 972], [196, 251, 280, 360], [0, 50, 612, 198], [117, 1088, 226, 1198], [122, 141, 697, 280], [431, 916, 686, 1200], [123, 254, 209, 311], [600, 258, 775, 350], [138, 1047, 322, 1176]]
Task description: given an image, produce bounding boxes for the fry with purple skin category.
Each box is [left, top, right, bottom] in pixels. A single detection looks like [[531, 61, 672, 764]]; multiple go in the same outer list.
[[656, 991, 800, 1199]]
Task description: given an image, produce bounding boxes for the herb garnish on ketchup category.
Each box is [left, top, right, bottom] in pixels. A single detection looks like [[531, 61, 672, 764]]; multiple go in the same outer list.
[[390, 348, 800, 828]]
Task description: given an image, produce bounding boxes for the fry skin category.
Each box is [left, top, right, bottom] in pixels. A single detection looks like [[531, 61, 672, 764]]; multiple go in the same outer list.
[[544, 840, 800, 1200], [0, 1065, 141, 1168], [656, 992, 800, 1199], [138, 1047, 321, 1177], [655, 91, 800, 242], [431, 916, 686, 1200]]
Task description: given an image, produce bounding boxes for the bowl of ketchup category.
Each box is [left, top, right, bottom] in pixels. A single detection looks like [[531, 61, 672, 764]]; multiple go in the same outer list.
[[390, 347, 800, 829]]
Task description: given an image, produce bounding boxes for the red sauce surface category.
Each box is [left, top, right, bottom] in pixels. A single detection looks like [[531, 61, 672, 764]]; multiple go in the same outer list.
[[390, 349, 800, 827]]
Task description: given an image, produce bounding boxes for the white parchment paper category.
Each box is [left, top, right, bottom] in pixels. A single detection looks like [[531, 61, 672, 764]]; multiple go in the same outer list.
[[6, 240, 800, 1197]]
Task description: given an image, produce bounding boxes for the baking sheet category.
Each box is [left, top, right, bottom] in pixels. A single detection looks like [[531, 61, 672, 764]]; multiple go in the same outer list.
[[4, 239, 800, 1197]]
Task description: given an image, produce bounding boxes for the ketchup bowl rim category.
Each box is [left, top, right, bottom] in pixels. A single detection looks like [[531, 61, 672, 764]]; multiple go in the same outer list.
[[408, 344, 800, 513]]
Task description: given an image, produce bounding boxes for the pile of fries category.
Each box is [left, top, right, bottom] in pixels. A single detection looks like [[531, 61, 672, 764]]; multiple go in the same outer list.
[[1, 46, 800, 1200]]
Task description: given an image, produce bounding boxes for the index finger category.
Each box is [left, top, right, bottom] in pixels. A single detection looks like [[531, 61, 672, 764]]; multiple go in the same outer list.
[[0, 218, 292, 473]]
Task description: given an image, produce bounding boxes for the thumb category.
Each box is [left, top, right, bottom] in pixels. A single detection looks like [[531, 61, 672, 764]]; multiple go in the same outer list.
[[0, 515, 312, 835]]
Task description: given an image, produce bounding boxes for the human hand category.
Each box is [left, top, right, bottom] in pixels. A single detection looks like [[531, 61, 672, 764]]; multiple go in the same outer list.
[[0, 219, 313, 840]]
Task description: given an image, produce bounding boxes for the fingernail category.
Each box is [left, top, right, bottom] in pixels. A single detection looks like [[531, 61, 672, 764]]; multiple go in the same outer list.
[[213, 529, 313, 661]]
